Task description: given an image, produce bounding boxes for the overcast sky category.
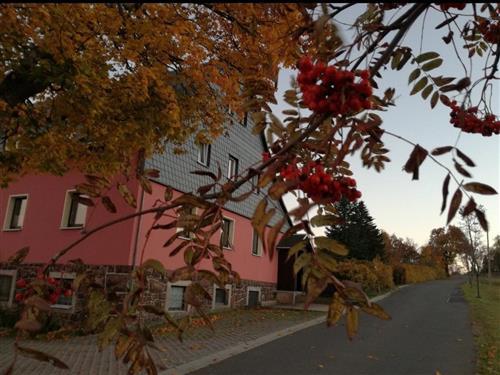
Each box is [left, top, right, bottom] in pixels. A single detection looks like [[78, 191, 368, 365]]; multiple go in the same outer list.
[[271, 4, 499, 247]]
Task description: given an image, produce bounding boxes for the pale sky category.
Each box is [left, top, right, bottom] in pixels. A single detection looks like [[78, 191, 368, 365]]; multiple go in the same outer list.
[[271, 4, 499, 247]]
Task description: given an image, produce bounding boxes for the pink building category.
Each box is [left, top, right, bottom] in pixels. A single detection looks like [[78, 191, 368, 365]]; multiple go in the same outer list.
[[0, 117, 292, 315]]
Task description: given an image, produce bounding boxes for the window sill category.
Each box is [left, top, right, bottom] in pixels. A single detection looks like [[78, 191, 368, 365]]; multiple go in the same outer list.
[[212, 304, 230, 310], [51, 304, 74, 312], [222, 246, 233, 251], [60, 226, 84, 231], [196, 161, 209, 167], [251, 253, 263, 257], [3, 228, 22, 232]]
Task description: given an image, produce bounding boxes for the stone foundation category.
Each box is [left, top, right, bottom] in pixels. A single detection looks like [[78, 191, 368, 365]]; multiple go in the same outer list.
[[0, 262, 277, 321]]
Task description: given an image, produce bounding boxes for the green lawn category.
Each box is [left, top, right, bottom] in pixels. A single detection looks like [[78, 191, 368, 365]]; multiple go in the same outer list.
[[462, 277, 500, 375]]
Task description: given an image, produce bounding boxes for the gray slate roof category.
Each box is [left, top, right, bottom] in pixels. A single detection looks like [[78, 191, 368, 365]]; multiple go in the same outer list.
[[146, 116, 290, 231]]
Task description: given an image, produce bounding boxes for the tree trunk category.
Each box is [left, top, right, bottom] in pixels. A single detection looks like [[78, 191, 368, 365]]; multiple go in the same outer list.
[[487, 230, 491, 286], [475, 268, 481, 298]]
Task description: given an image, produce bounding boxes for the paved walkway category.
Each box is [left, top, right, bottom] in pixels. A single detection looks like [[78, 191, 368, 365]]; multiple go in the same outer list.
[[0, 308, 324, 375], [191, 277, 474, 375]]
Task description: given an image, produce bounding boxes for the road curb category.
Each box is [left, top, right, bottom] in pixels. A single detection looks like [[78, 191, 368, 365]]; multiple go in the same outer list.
[[160, 285, 407, 375]]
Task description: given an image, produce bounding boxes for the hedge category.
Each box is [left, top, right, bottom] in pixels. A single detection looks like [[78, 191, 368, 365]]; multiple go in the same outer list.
[[392, 263, 446, 285], [333, 259, 445, 294]]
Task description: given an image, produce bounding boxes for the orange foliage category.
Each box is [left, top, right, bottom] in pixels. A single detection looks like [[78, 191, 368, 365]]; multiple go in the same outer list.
[[0, 4, 311, 186]]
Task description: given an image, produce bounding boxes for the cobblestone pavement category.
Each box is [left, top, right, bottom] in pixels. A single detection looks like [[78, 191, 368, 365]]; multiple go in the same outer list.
[[0, 308, 324, 375]]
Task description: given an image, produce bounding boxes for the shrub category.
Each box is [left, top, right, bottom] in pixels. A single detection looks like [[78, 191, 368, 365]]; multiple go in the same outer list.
[[393, 264, 446, 285], [333, 259, 394, 295]]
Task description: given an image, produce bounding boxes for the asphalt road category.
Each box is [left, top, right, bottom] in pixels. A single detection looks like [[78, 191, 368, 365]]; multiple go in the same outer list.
[[191, 277, 474, 375]]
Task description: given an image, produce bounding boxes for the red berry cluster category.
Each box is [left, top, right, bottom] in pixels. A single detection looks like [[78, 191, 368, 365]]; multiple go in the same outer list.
[[447, 101, 500, 136], [439, 3, 466, 11], [15, 273, 73, 305], [280, 160, 361, 203], [297, 57, 373, 116], [477, 18, 500, 44]]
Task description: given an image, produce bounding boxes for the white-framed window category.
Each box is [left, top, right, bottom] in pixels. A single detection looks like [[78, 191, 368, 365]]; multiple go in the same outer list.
[[60, 190, 87, 229], [0, 270, 17, 307], [166, 280, 191, 312], [252, 174, 260, 194], [227, 155, 239, 180], [220, 217, 235, 249], [177, 206, 197, 240], [252, 230, 263, 257], [197, 143, 211, 167], [242, 112, 249, 127], [246, 286, 262, 307], [3, 195, 28, 231], [49, 272, 76, 310], [212, 284, 232, 309]]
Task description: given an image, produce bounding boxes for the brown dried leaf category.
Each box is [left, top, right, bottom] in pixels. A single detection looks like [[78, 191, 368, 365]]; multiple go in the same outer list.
[[361, 302, 391, 320], [454, 161, 472, 178], [474, 209, 488, 231], [462, 197, 477, 217], [268, 181, 288, 200], [305, 277, 328, 309], [141, 259, 166, 275], [118, 183, 137, 208], [441, 174, 451, 214], [327, 293, 344, 327], [266, 218, 285, 261], [462, 182, 497, 195], [403, 144, 428, 180], [346, 307, 359, 340], [164, 186, 173, 201], [293, 252, 311, 275], [7, 246, 29, 265], [15, 319, 42, 332], [24, 295, 51, 312], [101, 196, 117, 213], [315, 237, 348, 256], [447, 188, 462, 224], [455, 148, 475, 167], [139, 176, 153, 195], [16, 344, 69, 369], [286, 240, 307, 261], [431, 146, 453, 156]]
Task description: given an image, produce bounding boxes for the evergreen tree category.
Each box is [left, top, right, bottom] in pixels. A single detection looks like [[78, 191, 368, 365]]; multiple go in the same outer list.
[[326, 198, 385, 261]]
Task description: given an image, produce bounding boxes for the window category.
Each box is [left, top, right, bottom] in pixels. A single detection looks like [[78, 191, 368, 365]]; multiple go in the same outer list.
[[246, 286, 261, 307], [61, 191, 87, 229], [197, 144, 211, 167], [177, 206, 197, 240], [4, 195, 28, 230], [167, 283, 190, 311], [49, 272, 76, 310], [220, 217, 234, 249], [252, 174, 260, 194], [0, 270, 16, 307], [242, 112, 249, 127], [252, 230, 263, 256], [227, 155, 239, 179], [212, 284, 232, 309]]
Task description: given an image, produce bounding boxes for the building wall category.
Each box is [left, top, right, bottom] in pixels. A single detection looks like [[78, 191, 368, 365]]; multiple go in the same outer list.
[[146, 115, 290, 230], [135, 181, 280, 284], [0, 172, 139, 265]]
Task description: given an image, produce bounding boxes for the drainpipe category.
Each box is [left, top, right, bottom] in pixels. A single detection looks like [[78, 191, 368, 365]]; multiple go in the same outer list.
[[131, 185, 145, 269]]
